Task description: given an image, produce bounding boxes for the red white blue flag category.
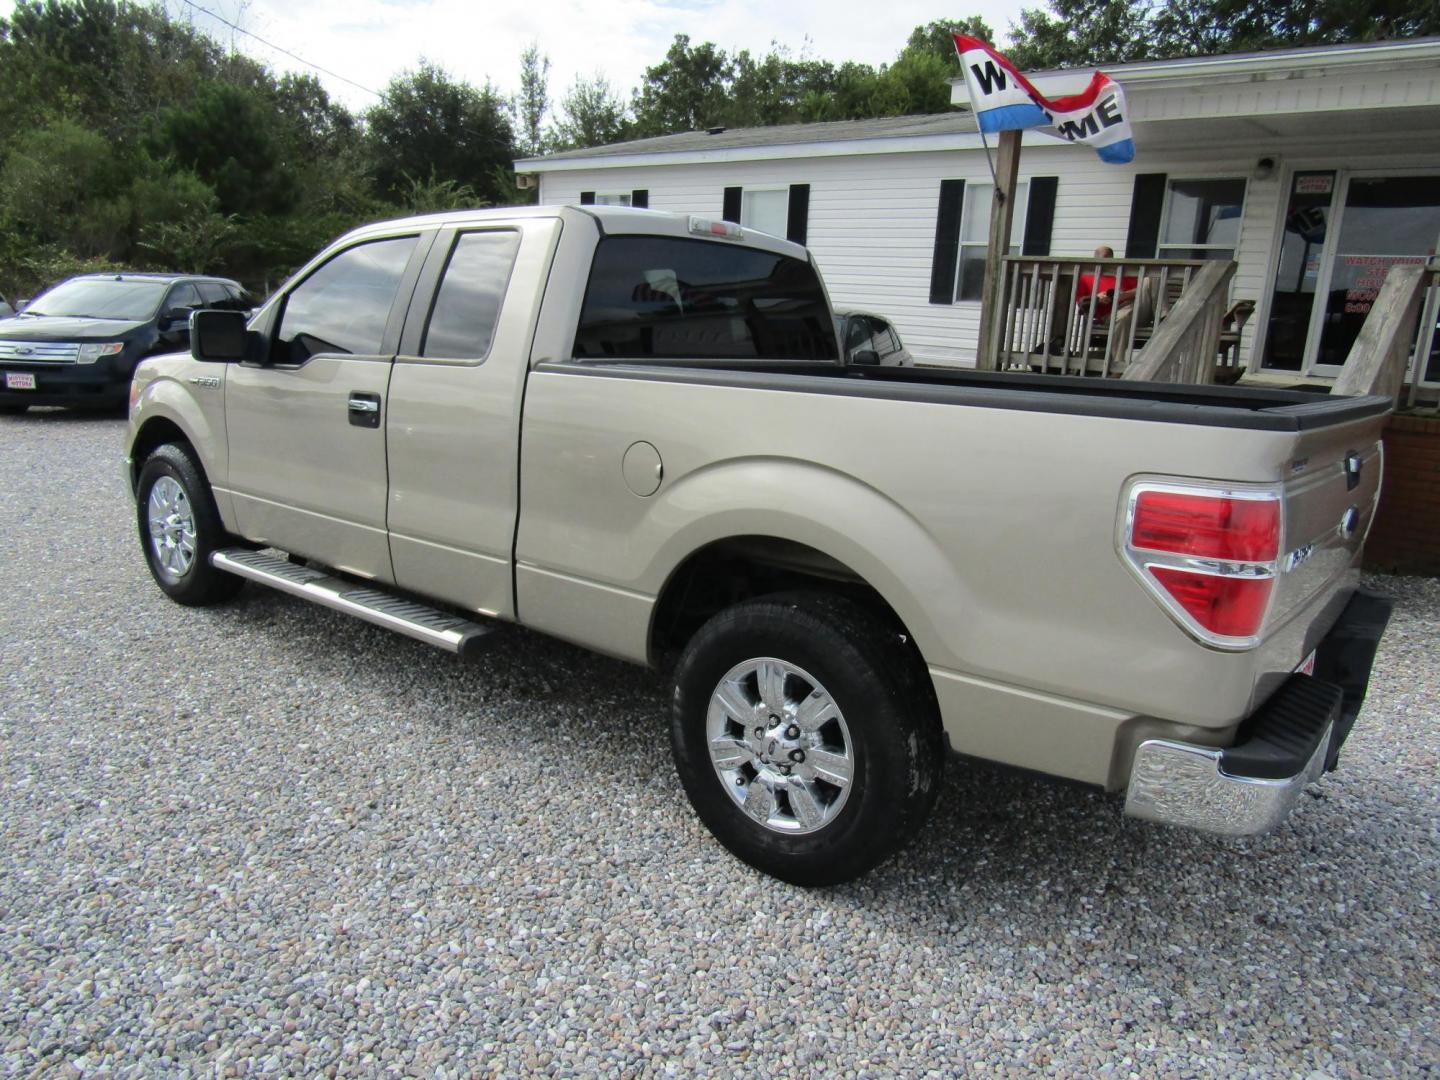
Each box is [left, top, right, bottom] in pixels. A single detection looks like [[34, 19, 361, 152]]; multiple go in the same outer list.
[[951, 34, 1135, 164]]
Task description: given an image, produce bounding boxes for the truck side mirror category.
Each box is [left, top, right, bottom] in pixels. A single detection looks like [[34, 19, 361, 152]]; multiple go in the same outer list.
[[850, 349, 880, 366], [191, 309, 254, 363]]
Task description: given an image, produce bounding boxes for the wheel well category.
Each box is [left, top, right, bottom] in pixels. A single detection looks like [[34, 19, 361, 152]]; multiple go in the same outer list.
[[649, 536, 924, 670], [129, 418, 192, 491]]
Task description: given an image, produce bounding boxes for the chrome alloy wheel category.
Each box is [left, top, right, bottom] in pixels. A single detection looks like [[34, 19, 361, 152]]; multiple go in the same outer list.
[[146, 475, 197, 581], [706, 657, 855, 835]]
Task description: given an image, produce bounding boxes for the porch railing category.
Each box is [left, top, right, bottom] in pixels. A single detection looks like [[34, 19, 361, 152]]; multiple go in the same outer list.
[[1333, 260, 1438, 401], [985, 255, 1226, 378], [1121, 260, 1237, 384]]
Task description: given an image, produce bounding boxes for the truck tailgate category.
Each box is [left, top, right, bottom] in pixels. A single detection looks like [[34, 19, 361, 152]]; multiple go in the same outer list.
[[1270, 410, 1388, 630]]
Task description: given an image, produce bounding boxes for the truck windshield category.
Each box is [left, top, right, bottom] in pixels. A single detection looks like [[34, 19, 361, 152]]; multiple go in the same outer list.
[[574, 236, 838, 362], [24, 279, 168, 320]]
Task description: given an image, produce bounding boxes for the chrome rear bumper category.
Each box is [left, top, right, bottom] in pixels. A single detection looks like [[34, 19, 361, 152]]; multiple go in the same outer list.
[[1123, 587, 1391, 837], [1124, 720, 1331, 836]]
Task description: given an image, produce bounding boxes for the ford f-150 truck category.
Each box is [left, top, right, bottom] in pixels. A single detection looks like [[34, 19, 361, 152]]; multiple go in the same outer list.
[[124, 206, 1393, 885]]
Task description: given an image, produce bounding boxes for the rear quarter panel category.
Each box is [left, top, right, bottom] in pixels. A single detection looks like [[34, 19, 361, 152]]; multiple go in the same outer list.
[[514, 369, 1341, 771]]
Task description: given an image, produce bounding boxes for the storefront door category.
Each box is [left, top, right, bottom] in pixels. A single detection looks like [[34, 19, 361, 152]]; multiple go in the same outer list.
[[1262, 170, 1440, 382]]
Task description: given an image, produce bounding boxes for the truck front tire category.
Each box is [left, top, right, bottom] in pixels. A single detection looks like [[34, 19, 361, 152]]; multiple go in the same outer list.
[[671, 592, 942, 886], [135, 443, 244, 607]]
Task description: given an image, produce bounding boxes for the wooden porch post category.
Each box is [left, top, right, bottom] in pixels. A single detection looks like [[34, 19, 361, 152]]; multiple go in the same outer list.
[[976, 129, 1021, 371]]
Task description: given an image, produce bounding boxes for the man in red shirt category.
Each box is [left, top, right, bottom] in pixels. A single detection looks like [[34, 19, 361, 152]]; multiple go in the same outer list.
[[1076, 245, 1154, 368]]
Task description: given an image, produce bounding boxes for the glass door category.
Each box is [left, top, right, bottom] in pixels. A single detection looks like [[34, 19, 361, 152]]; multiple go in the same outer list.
[[1262, 171, 1337, 372], [1308, 174, 1440, 377]]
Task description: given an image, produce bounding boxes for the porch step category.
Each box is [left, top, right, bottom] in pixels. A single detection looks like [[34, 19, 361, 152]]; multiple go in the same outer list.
[[211, 548, 497, 657]]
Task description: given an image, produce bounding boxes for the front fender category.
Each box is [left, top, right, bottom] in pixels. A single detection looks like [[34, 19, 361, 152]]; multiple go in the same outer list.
[[127, 355, 233, 527]]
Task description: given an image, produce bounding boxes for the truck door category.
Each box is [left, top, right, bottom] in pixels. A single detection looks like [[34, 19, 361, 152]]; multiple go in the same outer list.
[[224, 232, 431, 581], [384, 219, 557, 618]]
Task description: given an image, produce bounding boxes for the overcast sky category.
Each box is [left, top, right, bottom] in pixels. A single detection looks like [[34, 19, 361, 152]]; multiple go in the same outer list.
[[78, 0, 1035, 113]]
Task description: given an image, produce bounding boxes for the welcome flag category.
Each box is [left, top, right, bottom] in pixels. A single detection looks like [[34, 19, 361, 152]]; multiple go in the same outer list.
[[951, 34, 1135, 164]]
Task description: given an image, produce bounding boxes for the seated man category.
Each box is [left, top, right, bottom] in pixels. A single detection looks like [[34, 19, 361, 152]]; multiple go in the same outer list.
[[1075, 245, 1155, 368]]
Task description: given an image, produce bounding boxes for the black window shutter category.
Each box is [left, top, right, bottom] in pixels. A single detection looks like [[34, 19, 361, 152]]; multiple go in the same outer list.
[[1022, 177, 1059, 257], [1125, 173, 1167, 258], [631, 189, 648, 208], [929, 179, 966, 305], [722, 186, 742, 223], [579, 191, 595, 205], [786, 184, 810, 246]]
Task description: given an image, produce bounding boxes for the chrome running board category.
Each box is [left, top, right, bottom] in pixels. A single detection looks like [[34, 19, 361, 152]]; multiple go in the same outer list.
[[211, 547, 497, 657]]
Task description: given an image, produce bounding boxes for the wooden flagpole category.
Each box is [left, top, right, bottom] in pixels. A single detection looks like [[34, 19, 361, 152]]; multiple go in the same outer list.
[[977, 129, 1021, 371]]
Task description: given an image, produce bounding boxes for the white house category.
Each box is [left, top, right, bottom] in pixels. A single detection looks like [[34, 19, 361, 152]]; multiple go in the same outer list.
[[515, 38, 1440, 393]]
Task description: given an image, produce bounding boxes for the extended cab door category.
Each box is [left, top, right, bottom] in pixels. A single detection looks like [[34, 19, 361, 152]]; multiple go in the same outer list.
[[224, 232, 431, 581], [384, 217, 560, 618]]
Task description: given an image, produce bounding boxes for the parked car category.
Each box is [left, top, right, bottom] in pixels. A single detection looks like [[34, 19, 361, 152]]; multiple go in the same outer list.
[[834, 308, 913, 366], [125, 206, 1392, 885], [0, 272, 252, 412]]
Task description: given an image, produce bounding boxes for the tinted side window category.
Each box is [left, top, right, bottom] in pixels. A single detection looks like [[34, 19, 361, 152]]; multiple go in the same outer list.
[[843, 317, 870, 354], [421, 230, 521, 360], [166, 283, 203, 312], [869, 318, 899, 358], [276, 236, 418, 363], [574, 236, 836, 361], [197, 282, 230, 307], [226, 285, 258, 312]]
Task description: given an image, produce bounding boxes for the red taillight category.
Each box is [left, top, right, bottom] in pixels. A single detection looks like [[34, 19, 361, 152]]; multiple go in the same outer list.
[[1149, 567, 1275, 639], [1124, 484, 1283, 647], [1132, 490, 1279, 562]]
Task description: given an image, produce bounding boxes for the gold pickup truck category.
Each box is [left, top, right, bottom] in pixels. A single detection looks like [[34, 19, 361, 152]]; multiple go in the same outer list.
[[125, 206, 1394, 885]]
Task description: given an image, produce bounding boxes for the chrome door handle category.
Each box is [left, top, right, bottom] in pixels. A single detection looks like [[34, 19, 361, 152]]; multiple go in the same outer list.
[[348, 393, 381, 428]]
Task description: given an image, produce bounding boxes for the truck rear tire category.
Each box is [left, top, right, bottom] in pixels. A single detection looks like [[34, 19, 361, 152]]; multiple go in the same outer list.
[[670, 592, 942, 885], [136, 443, 245, 607]]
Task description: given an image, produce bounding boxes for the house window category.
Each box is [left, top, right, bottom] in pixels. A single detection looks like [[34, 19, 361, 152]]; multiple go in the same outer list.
[[1158, 179, 1246, 261], [580, 190, 648, 207], [956, 182, 1028, 302], [741, 189, 789, 238]]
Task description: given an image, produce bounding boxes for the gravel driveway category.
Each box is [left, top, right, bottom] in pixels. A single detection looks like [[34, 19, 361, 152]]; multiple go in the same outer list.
[[0, 410, 1436, 1077]]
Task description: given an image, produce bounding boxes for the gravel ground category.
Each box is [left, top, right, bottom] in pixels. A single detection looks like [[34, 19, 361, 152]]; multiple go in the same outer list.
[[0, 409, 1436, 1078]]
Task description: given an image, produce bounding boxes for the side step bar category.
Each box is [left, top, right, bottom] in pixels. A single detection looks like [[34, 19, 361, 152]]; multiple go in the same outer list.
[[211, 548, 497, 657]]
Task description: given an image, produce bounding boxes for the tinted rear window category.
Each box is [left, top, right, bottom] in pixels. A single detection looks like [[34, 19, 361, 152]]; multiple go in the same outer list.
[[573, 236, 837, 362], [421, 230, 520, 360]]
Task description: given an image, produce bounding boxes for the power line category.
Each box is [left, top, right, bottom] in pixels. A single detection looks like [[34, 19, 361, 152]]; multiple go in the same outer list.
[[175, 0, 382, 99]]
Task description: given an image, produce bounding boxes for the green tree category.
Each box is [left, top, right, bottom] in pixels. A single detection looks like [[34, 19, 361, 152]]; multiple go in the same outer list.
[[0, 119, 115, 241], [725, 47, 853, 128], [514, 43, 550, 157], [271, 72, 360, 160], [551, 74, 630, 150], [150, 81, 298, 217], [1151, 0, 1440, 55], [0, 0, 259, 146], [1008, 0, 1157, 69], [632, 35, 734, 136], [904, 16, 997, 57], [1007, 0, 1440, 69], [366, 62, 515, 204]]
